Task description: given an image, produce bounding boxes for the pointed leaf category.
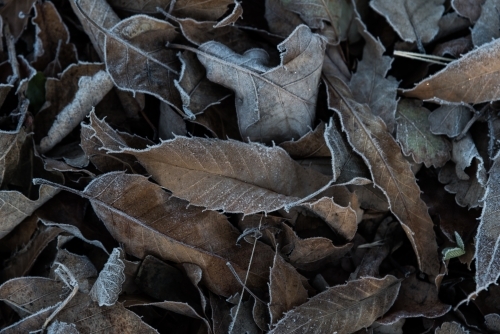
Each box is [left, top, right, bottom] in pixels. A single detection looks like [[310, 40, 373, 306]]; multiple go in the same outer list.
[[325, 75, 440, 276], [197, 25, 326, 143], [404, 39, 500, 104], [90, 248, 125, 306], [269, 276, 401, 334]]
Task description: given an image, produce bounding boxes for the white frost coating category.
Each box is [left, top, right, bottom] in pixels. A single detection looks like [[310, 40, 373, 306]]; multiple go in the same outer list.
[[48, 320, 80, 334], [90, 248, 125, 306], [39, 71, 114, 153]]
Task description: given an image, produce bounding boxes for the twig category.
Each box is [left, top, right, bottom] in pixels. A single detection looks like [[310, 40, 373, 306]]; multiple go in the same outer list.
[[393, 50, 454, 66]]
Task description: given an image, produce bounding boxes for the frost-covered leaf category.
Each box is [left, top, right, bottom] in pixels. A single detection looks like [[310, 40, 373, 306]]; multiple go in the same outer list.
[[370, 0, 445, 46], [279, 0, 355, 44], [197, 25, 326, 143], [452, 0, 484, 23], [439, 162, 485, 208], [268, 251, 308, 325], [435, 322, 469, 334], [264, 0, 303, 37], [404, 39, 500, 104], [47, 320, 80, 334], [395, 99, 451, 168], [349, 17, 398, 133], [0, 114, 28, 187], [325, 75, 440, 276], [53, 172, 275, 297], [471, 0, 500, 46], [0, 0, 37, 40], [90, 248, 125, 306], [428, 104, 471, 138], [471, 151, 500, 299], [111, 135, 331, 215], [279, 122, 331, 159], [269, 276, 401, 334]]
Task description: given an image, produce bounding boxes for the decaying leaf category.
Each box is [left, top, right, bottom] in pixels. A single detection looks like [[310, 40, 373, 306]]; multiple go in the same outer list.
[[471, 0, 500, 46], [370, 0, 445, 47], [435, 322, 469, 333], [46, 172, 275, 297], [439, 162, 485, 208], [0, 0, 37, 40], [197, 24, 326, 143], [279, 0, 355, 44], [395, 99, 451, 168], [404, 38, 500, 104], [269, 275, 401, 334], [279, 122, 331, 159], [111, 135, 331, 214], [471, 151, 500, 299], [428, 104, 471, 138], [268, 251, 308, 325], [325, 75, 440, 276], [89, 248, 125, 306], [349, 18, 398, 133]]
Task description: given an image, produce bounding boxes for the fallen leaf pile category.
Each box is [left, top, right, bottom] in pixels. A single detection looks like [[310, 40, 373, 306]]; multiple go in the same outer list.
[[1, 0, 500, 332]]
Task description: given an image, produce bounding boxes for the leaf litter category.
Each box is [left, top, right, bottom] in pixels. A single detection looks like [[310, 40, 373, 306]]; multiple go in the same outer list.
[[1, 0, 500, 332]]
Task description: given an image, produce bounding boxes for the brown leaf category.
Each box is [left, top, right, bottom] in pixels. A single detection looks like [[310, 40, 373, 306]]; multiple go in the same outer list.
[[264, 0, 303, 38], [281, 223, 352, 271], [197, 24, 326, 143], [269, 275, 401, 334], [378, 272, 451, 324], [370, 0, 444, 46], [452, 0, 484, 23], [210, 293, 232, 334], [325, 75, 440, 277], [112, 135, 331, 214], [404, 38, 500, 104], [229, 298, 260, 334], [349, 18, 398, 133], [323, 45, 351, 84], [395, 99, 451, 168], [0, 117, 28, 188], [31, 1, 78, 74], [0, 277, 158, 333], [0, 0, 37, 40], [471, 0, 500, 46], [63, 172, 275, 297], [0, 185, 59, 239], [435, 322, 469, 334], [176, 51, 231, 117], [279, 122, 331, 159], [278, 0, 355, 44], [268, 251, 308, 325], [428, 104, 471, 138]]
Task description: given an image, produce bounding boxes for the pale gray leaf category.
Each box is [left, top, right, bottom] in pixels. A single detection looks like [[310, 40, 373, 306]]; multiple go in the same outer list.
[[428, 104, 471, 138], [472, 0, 500, 46]]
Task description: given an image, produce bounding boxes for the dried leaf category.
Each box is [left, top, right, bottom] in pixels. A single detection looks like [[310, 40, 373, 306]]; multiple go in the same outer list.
[[471, 0, 500, 46], [112, 135, 331, 214], [268, 251, 308, 325], [404, 39, 500, 104], [325, 75, 440, 276], [264, 0, 303, 38], [0, 0, 37, 40], [452, 0, 484, 23], [439, 162, 485, 208], [370, 0, 445, 45], [159, 102, 187, 140], [58, 172, 275, 297], [197, 25, 326, 143], [0, 185, 59, 239], [323, 45, 351, 84], [279, 0, 355, 44], [281, 223, 352, 271], [39, 70, 114, 153], [349, 18, 398, 133], [0, 277, 158, 333], [89, 248, 125, 306], [0, 118, 28, 188], [210, 293, 232, 334], [279, 122, 331, 159], [435, 322, 469, 334], [31, 1, 77, 74], [378, 273, 451, 324], [47, 320, 80, 334], [471, 151, 500, 299], [269, 276, 401, 334], [485, 313, 500, 332], [395, 99, 451, 168], [175, 51, 231, 117], [229, 298, 260, 334], [451, 133, 486, 183], [428, 104, 471, 138]]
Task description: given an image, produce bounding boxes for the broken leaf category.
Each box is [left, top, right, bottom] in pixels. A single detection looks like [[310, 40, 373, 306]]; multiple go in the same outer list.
[[325, 75, 440, 276], [197, 24, 326, 143], [269, 275, 401, 334], [89, 248, 125, 306], [395, 99, 451, 168]]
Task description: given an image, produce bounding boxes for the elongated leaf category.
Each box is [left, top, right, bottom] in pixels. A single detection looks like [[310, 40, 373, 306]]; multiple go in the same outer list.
[[197, 24, 326, 143], [396, 99, 451, 168], [473, 151, 500, 298], [325, 75, 440, 276], [404, 38, 500, 103], [52, 172, 275, 297], [111, 136, 331, 215], [269, 276, 401, 334]]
